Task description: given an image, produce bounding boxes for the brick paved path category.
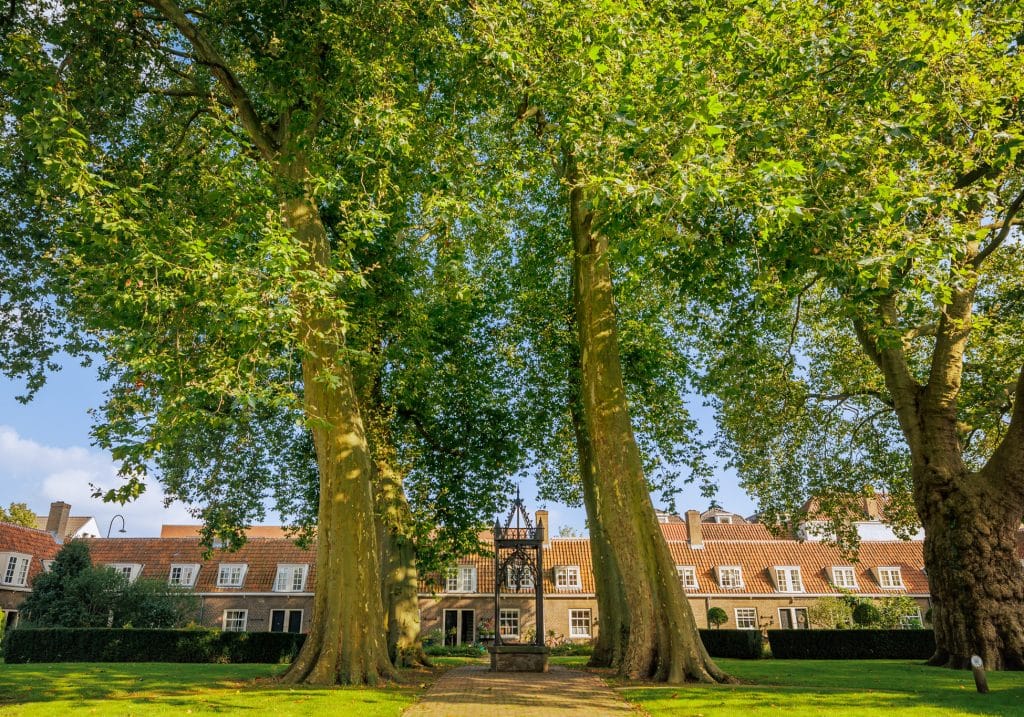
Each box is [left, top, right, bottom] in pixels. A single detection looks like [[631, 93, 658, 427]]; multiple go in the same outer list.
[[403, 664, 636, 716]]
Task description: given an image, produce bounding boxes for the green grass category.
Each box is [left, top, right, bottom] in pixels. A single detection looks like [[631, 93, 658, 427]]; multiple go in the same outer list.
[[0, 660, 470, 717], [621, 659, 1024, 717]]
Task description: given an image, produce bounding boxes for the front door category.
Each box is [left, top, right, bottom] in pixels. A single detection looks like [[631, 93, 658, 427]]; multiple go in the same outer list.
[[443, 609, 475, 645]]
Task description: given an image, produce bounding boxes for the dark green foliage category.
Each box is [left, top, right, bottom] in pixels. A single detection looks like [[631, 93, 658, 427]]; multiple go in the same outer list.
[[767, 630, 936, 659], [2, 628, 305, 664], [423, 643, 487, 657], [548, 642, 594, 656], [706, 607, 728, 628], [19, 541, 196, 628], [698, 629, 764, 659], [852, 603, 882, 627]]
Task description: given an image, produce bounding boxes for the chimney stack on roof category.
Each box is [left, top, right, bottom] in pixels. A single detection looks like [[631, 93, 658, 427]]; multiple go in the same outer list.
[[685, 509, 704, 549], [535, 509, 549, 545], [46, 501, 71, 543]]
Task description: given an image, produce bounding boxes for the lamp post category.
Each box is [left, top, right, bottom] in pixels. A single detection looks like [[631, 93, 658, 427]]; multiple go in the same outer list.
[[106, 514, 127, 538]]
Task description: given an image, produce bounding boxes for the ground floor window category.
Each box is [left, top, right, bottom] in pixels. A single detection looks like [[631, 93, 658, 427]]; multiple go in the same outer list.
[[499, 609, 520, 640], [443, 609, 475, 645], [778, 607, 808, 629], [270, 609, 303, 633], [223, 609, 248, 632], [569, 609, 591, 638], [735, 607, 758, 629], [899, 608, 923, 629]]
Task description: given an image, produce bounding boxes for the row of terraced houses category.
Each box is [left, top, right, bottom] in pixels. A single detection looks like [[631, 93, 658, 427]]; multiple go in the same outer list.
[[6, 499, 1021, 643]]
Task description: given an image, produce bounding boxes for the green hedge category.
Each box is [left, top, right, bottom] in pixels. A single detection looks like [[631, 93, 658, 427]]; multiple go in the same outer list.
[[2, 628, 306, 664], [424, 643, 486, 657], [767, 629, 935, 659], [699, 629, 764, 659]]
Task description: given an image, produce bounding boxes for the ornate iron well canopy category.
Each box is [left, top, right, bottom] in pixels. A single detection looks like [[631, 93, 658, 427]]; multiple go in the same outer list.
[[488, 487, 550, 672]]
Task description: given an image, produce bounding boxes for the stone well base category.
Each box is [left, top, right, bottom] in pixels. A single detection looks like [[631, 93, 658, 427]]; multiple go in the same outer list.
[[487, 644, 550, 672]]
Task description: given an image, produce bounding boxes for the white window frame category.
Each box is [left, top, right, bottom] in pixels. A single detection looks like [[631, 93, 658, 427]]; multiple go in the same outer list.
[[831, 566, 858, 589], [505, 564, 534, 591], [222, 609, 248, 632], [717, 565, 743, 589], [1, 553, 31, 587], [899, 608, 923, 629], [217, 563, 248, 588], [269, 608, 304, 633], [735, 607, 758, 629], [499, 608, 520, 639], [773, 566, 804, 593], [40, 559, 54, 573], [274, 564, 309, 593], [676, 565, 699, 590], [168, 563, 199, 587], [717, 515, 733, 524], [554, 565, 581, 591], [446, 565, 477, 593], [877, 566, 904, 589], [569, 609, 592, 638], [107, 563, 142, 583]]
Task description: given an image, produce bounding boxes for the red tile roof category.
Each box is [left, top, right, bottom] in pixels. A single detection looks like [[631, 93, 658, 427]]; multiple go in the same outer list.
[[85, 538, 317, 593], [0, 522, 60, 587]]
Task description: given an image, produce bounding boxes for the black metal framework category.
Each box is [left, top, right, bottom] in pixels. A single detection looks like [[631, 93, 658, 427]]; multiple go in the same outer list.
[[493, 487, 545, 647]]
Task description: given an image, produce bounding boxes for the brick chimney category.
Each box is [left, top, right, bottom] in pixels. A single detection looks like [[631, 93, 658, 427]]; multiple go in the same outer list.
[[685, 509, 704, 549], [535, 509, 549, 545], [46, 501, 71, 542]]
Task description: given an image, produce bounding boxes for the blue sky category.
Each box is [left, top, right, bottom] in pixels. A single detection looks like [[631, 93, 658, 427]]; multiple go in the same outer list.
[[0, 355, 754, 537]]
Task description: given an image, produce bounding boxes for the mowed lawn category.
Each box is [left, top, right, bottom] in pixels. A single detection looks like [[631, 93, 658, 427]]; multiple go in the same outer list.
[[0, 660, 459, 717], [620, 658, 1024, 717]]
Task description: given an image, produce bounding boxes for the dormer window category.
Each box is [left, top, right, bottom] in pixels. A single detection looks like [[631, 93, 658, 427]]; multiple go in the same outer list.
[[1, 554, 30, 587], [446, 565, 477, 593], [506, 564, 535, 591], [773, 566, 804, 593], [554, 566, 581, 590], [168, 564, 200, 587], [217, 563, 247, 588], [717, 566, 743, 589], [831, 566, 858, 589], [876, 566, 904, 589], [275, 564, 309, 592], [107, 563, 142, 582], [716, 515, 733, 524], [676, 565, 699, 590]]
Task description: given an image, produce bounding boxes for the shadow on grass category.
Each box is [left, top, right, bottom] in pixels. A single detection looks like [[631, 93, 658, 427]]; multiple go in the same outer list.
[[0, 660, 456, 710], [620, 660, 1024, 717]]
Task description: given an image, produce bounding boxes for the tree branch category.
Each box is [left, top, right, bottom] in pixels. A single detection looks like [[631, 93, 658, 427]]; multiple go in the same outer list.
[[982, 362, 1024, 498], [143, 0, 279, 160], [809, 389, 894, 408], [973, 185, 1024, 268]]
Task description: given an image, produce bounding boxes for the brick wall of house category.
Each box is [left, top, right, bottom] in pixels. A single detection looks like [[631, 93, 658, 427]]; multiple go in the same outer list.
[[195, 594, 314, 632]]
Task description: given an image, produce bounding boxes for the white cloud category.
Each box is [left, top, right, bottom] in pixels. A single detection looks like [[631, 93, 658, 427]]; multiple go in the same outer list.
[[0, 425, 193, 536]]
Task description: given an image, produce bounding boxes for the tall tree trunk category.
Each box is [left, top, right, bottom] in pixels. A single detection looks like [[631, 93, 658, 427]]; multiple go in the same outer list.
[[278, 166, 393, 685], [375, 457, 430, 667], [567, 159, 729, 683], [569, 321, 626, 669], [857, 287, 1024, 670], [915, 469, 1024, 670]]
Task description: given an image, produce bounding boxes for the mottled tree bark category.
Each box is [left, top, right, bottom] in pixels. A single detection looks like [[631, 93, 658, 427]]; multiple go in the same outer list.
[[856, 278, 1024, 670], [278, 172, 393, 685], [570, 381, 626, 669], [567, 158, 729, 683]]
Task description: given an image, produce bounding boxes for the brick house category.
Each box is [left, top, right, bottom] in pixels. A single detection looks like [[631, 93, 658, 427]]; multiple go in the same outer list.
[[6, 502, 1022, 640]]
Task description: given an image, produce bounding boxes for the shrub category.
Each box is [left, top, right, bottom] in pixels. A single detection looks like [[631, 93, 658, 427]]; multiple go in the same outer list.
[[707, 607, 728, 629], [852, 602, 881, 627], [766, 629, 935, 659], [2, 627, 306, 663], [808, 597, 854, 628], [698, 629, 763, 659], [424, 642, 486, 657], [549, 642, 593, 656]]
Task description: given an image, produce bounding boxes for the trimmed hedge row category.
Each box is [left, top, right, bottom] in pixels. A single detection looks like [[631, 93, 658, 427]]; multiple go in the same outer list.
[[2, 628, 306, 664], [699, 629, 764, 659], [767, 629, 935, 659]]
